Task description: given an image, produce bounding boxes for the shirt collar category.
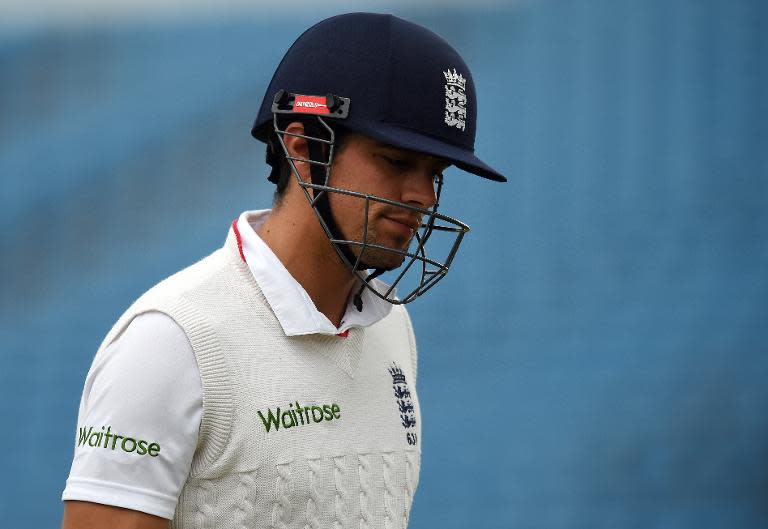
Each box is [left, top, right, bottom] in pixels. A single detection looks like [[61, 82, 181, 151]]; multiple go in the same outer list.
[[235, 210, 394, 336]]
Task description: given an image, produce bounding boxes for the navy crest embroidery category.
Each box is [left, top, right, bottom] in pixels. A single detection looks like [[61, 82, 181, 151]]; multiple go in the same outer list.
[[389, 362, 417, 445]]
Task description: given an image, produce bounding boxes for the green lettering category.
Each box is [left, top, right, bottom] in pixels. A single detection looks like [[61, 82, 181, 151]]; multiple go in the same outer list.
[[281, 410, 296, 428], [121, 437, 137, 453], [255, 401, 343, 432], [257, 408, 281, 432], [78, 426, 93, 447], [75, 425, 160, 457]]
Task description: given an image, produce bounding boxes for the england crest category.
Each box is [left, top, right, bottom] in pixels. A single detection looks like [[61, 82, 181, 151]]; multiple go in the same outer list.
[[443, 68, 467, 131], [389, 362, 418, 446]]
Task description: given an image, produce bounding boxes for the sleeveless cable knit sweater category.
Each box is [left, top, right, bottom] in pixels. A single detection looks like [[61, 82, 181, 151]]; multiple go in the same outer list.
[[97, 227, 421, 528]]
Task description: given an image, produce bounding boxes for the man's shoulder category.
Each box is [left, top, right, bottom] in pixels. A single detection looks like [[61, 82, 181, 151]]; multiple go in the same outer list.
[[371, 303, 413, 330], [366, 304, 416, 347], [102, 247, 236, 343], [138, 247, 232, 304], [97, 244, 243, 354]]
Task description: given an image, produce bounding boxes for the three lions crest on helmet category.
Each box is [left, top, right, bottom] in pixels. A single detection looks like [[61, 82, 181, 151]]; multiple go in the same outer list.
[[444, 68, 468, 131]]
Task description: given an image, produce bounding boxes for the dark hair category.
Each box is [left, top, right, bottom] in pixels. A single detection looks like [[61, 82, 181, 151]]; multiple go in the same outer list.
[[268, 120, 348, 207]]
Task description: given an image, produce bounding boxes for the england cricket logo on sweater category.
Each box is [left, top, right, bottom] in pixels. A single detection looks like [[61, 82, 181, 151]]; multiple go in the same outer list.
[[443, 68, 467, 131], [389, 362, 417, 446]]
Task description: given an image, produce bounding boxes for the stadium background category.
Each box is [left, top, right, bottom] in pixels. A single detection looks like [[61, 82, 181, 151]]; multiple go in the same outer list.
[[1, 0, 767, 527]]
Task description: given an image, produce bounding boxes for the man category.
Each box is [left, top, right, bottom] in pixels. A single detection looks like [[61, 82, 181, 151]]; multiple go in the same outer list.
[[61, 12, 505, 529]]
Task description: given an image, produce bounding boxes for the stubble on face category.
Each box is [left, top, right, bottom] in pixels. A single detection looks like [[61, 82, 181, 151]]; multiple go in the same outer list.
[[345, 205, 422, 270]]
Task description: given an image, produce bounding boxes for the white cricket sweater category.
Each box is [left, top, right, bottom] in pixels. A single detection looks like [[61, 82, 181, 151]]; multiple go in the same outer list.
[[89, 223, 422, 528]]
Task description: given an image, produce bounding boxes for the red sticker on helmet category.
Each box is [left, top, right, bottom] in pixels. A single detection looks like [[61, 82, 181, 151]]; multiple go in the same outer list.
[[293, 95, 330, 115]]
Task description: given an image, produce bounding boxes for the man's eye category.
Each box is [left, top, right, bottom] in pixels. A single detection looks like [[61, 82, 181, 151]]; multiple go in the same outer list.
[[383, 155, 407, 169]]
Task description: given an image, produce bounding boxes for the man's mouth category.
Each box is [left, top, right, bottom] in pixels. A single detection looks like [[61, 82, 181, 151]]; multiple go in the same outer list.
[[382, 215, 421, 237]]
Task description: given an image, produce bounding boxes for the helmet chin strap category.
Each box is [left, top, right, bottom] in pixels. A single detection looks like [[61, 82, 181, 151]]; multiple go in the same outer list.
[[304, 120, 386, 312]]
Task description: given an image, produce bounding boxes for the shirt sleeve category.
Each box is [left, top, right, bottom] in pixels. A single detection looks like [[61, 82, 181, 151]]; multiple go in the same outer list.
[[62, 311, 203, 519]]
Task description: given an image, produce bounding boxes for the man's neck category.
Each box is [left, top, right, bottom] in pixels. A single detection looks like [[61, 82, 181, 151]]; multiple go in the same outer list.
[[257, 203, 357, 328]]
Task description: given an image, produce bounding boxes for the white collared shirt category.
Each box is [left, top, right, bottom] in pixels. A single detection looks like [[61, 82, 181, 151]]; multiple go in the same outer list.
[[63, 211, 395, 517], [236, 209, 393, 336]]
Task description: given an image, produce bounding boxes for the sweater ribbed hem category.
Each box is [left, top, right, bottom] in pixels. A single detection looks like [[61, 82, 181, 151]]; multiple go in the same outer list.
[[167, 296, 233, 475]]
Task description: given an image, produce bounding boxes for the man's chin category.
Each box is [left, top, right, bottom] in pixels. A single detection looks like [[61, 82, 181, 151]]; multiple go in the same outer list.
[[355, 246, 407, 271]]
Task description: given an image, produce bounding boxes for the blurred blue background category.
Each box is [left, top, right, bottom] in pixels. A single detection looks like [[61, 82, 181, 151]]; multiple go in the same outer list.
[[2, 0, 767, 527]]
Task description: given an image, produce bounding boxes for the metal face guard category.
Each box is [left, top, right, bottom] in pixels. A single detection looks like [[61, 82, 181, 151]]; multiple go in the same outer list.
[[273, 113, 470, 305]]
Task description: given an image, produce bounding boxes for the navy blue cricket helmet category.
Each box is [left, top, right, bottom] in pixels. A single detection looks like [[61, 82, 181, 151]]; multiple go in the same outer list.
[[251, 12, 506, 183], [250, 13, 505, 306]]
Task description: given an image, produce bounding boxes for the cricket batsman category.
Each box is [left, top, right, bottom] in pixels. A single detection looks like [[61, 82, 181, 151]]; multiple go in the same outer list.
[[62, 12, 505, 528]]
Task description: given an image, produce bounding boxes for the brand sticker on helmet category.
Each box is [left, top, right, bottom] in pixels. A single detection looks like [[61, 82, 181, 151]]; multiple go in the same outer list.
[[443, 68, 467, 131], [293, 95, 330, 115]]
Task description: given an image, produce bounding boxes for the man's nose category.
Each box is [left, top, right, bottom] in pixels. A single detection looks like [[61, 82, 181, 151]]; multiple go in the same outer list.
[[401, 169, 437, 210]]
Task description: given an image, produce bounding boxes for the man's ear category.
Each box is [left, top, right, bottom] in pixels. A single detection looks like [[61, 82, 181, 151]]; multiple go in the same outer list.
[[283, 121, 311, 183]]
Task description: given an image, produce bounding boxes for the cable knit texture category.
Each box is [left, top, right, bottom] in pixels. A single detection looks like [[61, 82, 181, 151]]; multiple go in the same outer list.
[[97, 227, 421, 528]]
